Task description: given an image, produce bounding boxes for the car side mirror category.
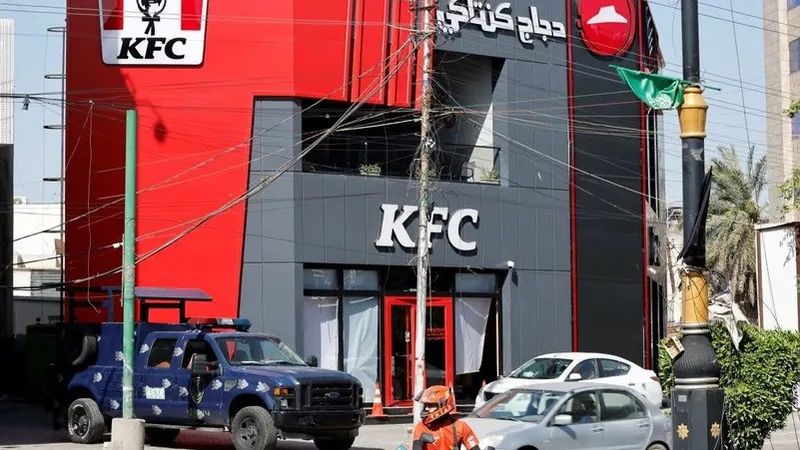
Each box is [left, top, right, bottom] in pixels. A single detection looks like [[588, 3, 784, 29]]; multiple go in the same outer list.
[[191, 354, 218, 377], [567, 373, 582, 381], [420, 433, 435, 444], [305, 355, 319, 367], [553, 414, 573, 426]]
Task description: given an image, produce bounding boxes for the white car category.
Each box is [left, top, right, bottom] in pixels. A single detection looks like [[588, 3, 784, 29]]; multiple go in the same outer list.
[[475, 352, 663, 409]]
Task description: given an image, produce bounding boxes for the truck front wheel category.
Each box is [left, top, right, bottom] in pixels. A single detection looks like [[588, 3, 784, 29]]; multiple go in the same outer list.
[[314, 436, 356, 450], [66, 398, 105, 444], [231, 406, 278, 450]]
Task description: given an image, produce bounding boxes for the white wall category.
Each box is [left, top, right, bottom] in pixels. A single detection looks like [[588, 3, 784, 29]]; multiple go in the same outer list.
[[758, 224, 799, 331], [14, 202, 62, 270]]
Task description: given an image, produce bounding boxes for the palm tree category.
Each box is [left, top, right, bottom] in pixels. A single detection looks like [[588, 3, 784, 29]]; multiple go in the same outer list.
[[707, 145, 766, 321]]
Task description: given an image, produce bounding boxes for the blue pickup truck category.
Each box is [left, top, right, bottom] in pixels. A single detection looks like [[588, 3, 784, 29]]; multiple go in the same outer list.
[[61, 319, 365, 450]]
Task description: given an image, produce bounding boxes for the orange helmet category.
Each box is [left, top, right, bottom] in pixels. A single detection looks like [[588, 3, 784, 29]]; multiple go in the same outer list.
[[415, 385, 456, 424]]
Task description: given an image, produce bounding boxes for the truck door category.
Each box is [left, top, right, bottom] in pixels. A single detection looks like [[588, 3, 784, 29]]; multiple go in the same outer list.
[[169, 336, 224, 425], [134, 334, 181, 422]]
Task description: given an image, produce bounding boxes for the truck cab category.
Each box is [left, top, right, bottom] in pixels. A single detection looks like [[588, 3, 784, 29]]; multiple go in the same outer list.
[[63, 319, 365, 450]]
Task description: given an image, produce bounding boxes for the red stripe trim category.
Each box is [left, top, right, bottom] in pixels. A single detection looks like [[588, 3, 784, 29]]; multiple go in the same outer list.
[[567, 0, 578, 352], [182, 0, 203, 31], [637, 0, 651, 369], [102, 0, 124, 30]]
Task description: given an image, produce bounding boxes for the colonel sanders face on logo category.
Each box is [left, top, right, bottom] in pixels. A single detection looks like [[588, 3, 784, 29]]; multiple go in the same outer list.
[[137, 0, 167, 18]]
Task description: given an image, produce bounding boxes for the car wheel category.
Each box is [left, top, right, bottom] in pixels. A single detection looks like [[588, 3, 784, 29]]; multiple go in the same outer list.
[[145, 427, 180, 445], [314, 436, 356, 450], [646, 444, 668, 450], [231, 406, 278, 450], [66, 398, 106, 444]]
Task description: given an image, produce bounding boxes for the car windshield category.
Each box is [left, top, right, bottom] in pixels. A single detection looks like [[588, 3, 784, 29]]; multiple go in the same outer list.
[[509, 358, 572, 379], [216, 336, 306, 366], [473, 390, 565, 423]]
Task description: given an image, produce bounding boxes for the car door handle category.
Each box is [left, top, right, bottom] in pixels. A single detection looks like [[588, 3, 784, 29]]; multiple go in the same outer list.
[[627, 382, 636, 386], [590, 427, 604, 432], [638, 423, 651, 428]]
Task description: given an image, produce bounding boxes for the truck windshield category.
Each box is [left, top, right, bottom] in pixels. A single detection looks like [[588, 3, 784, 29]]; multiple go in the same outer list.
[[216, 336, 306, 366]]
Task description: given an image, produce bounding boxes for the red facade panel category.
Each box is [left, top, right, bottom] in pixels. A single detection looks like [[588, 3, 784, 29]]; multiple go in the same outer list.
[[351, 0, 390, 103]]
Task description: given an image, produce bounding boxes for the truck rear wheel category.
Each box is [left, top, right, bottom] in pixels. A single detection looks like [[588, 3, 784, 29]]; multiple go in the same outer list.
[[145, 427, 180, 445], [231, 406, 278, 450], [66, 398, 105, 444], [314, 436, 356, 450]]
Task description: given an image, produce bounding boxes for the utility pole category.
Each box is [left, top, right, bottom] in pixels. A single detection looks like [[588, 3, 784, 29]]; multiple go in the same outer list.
[[110, 109, 145, 449], [122, 109, 137, 419], [412, 0, 435, 425], [671, 0, 724, 448]]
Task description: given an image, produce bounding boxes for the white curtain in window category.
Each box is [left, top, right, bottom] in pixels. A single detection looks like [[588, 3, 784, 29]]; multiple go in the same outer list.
[[455, 297, 492, 374], [303, 297, 339, 370], [343, 296, 379, 402]]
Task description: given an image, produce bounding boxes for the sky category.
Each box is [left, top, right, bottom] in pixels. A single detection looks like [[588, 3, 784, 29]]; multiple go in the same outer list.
[[649, 0, 768, 206], [6, 0, 64, 204], [4, 0, 769, 206]]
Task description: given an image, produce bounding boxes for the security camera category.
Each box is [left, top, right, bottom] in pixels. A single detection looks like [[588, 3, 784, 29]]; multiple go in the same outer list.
[[506, 260, 515, 270]]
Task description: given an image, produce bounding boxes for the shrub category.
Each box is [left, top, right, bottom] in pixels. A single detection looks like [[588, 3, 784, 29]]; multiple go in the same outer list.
[[659, 323, 800, 449]]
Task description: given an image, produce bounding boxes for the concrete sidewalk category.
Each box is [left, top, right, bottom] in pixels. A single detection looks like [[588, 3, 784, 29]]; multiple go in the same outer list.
[[762, 412, 800, 450]]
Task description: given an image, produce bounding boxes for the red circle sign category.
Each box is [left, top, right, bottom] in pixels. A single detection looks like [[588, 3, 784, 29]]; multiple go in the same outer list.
[[579, 0, 636, 57]]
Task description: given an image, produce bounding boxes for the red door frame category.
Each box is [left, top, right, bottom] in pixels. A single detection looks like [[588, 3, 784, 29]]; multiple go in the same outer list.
[[382, 296, 455, 406]]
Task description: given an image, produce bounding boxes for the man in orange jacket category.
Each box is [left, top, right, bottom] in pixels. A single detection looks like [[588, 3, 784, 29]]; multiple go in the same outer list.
[[412, 385, 480, 450]]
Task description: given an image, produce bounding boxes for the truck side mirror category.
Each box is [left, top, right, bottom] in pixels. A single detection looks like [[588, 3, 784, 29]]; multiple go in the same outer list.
[[305, 355, 319, 367], [191, 354, 218, 377]]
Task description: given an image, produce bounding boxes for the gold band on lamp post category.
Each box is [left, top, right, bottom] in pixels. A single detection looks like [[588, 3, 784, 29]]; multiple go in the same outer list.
[[678, 86, 708, 138], [681, 269, 709, 325]]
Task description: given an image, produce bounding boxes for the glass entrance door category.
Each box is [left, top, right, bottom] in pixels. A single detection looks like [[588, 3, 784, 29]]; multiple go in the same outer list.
[[383, 296, 454, 406]]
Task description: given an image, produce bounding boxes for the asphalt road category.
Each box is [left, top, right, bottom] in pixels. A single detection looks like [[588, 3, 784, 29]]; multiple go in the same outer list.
[[2, 400, 800, 450], [0, 401, 411, 450]]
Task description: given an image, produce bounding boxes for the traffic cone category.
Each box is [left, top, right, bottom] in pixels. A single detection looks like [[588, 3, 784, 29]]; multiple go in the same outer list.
[[370, 383, 388, 419]]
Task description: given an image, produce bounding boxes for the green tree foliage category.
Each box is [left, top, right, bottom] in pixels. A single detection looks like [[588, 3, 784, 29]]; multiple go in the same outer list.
[[780, 101, 800, 212], [707, 145, 766, 319], [660, 324, 800, 449], [784, 99, 800, 119]]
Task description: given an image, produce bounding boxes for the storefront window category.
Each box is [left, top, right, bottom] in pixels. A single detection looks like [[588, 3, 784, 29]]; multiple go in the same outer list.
[[455, 273, 496, 293], [343, 296, 379, 402], [343, 270, 379, 291], [455, 297, 492, 374], [303, 268, 338, 290], [302, 297, 339, 370]]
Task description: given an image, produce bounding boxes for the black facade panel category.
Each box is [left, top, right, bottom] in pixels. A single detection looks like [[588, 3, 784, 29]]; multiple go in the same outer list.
[[569, 1, 646, 365]]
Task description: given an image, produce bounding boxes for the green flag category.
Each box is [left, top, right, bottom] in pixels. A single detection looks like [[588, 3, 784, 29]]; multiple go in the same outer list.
[[612, 65, 688, 110]]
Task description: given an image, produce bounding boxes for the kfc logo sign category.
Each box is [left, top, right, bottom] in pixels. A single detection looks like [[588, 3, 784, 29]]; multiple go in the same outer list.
[[99, 0, 208, 65], [578, 0, 635, 57], [375, 204, 479, 252]]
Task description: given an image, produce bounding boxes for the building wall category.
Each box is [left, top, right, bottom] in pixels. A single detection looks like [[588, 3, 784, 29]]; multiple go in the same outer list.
[[12, 201, 62, 337], [764, 0, 799, 222], [241, 98, 573, 369], [0, 19, 12, 338], [64, 0, 420, 322], [64, 0, 663, 368]]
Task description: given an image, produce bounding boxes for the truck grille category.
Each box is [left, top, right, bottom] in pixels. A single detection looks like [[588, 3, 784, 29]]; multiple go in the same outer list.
[[302, 383, 356, 409]]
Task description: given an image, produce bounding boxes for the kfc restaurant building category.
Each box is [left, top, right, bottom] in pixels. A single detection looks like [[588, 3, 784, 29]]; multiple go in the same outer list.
[[64, 0, 665, 405]]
